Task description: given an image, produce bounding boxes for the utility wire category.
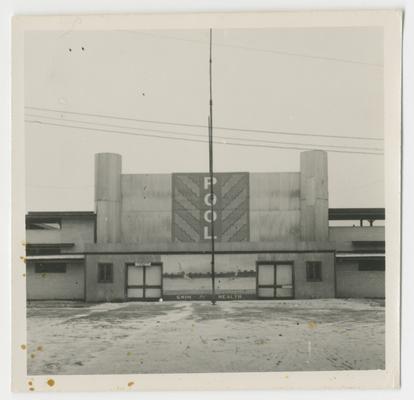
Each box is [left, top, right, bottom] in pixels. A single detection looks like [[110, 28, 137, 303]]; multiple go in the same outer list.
[[25, 106, 384, 142], [25, 119, 383, 156], [25, 113, 384, 152], [122, 30, 383, 68]]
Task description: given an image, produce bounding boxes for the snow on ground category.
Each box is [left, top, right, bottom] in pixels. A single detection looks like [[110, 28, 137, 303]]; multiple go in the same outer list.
[[26, 299, 385, 375]]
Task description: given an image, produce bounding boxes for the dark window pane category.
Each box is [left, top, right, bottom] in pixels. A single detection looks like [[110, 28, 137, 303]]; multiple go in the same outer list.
[[26, 219, 61, 230], [35, 263, 66, 273], [358, 259, 385, 271], [106, 265, 113, 282], [306, 261, 322, 281], [98, 265, 105, 282], [98, 263, 113, 283]]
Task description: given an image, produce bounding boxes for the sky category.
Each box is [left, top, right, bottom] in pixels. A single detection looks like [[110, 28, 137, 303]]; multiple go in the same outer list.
[[24, 27, 384, 211]]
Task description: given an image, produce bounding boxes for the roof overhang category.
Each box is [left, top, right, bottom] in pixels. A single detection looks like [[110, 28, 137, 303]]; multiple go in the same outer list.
[[26, 255, 85, 261], [26, 211, 96, 222], [336, 253, 385, 261]]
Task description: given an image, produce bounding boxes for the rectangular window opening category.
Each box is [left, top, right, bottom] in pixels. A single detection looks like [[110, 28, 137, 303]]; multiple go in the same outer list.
[[306, 261, 322, 282], [98, 263, 113, 283], [35, 263, 66, 273], [358, 259, 385, 271], [26, 219, 61, 230]]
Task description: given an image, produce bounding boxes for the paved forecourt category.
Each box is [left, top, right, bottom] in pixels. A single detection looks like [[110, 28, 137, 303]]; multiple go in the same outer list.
[[26, 299, 385, 375]]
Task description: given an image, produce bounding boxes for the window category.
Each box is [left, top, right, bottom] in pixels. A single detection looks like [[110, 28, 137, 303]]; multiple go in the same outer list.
[[26, 219, 61, 230], [306, 261, 322, 281], [98, 263, 113, 283], [35, 263, 66, 273], [358, 259, 385, 271]]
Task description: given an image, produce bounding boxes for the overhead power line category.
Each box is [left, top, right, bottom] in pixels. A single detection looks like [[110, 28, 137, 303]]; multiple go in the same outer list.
[[25, 113, 383, 152], [123, 30, 383, 68], [25, 106, 384, 142], [25, 119, 384, 156]]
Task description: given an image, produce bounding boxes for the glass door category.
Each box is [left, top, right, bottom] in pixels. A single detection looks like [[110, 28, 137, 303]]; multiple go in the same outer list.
[[126, 263, 163, 300], [257, 262, 294, 299]]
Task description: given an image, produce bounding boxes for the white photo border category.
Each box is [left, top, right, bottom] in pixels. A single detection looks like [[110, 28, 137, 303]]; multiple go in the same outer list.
[[11, 10, 402, 392]]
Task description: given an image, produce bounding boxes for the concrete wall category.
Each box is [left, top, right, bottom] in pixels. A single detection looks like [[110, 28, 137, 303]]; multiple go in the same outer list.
[[121, 174, 172, 243], [85, 254, 161, 302], [300, 151, 328, 241], [329, 226, 385, 242], [26, 262, 85, 300], [336, 261, 385, 298], [120, 172, 302, 243], [93, 151, 330, 244], [175, 251, 335, 299], [84, 251, 335, 301], [286, 252, 335, 299], [250, 173, 301, 241], [26, 218, 95, 252], [95, 153, 122, 243]]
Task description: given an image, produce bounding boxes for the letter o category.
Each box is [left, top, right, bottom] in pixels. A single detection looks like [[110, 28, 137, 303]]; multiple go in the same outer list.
[[204, 193, 217, 206], [204, 210, 217, 222]]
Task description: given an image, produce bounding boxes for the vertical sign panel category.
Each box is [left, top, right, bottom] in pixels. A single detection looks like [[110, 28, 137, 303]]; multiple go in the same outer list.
[[172, 173, 249, 242]]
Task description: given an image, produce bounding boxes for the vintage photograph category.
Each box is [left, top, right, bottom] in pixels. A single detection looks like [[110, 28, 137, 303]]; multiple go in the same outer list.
[[11, 11, 402, 391]]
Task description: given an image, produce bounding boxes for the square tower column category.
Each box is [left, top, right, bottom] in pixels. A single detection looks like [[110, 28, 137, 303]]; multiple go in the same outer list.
[[95, 153, 122, 243], [300, 150, 329, 241]]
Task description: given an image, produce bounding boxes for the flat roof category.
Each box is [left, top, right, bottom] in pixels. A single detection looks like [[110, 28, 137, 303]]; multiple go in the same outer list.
[[26, 211, 96, 220], [329, 208, 385, 220], [352, 241, 385, 246], [26, 243, 75, 248]]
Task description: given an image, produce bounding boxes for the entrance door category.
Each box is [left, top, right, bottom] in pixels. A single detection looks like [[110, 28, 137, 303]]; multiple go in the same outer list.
[[275, 264, 294, 298], [257, 262, 294, 299], [126, 262, 163, 300]]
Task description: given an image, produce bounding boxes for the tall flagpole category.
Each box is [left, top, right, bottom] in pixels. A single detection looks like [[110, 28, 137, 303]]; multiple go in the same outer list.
[[208, 28, 216, 305]]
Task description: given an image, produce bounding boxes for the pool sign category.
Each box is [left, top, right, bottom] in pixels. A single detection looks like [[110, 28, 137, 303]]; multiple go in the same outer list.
[[201, 176, 221, 240], [172, 172, 249, 242]]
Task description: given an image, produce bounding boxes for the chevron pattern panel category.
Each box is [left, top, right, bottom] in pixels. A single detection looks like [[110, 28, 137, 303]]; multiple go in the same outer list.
[[172, 173, 250, 243]]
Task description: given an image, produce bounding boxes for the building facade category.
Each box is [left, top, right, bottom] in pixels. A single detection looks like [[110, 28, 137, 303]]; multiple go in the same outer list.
[[25, 150, 385, 301]]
